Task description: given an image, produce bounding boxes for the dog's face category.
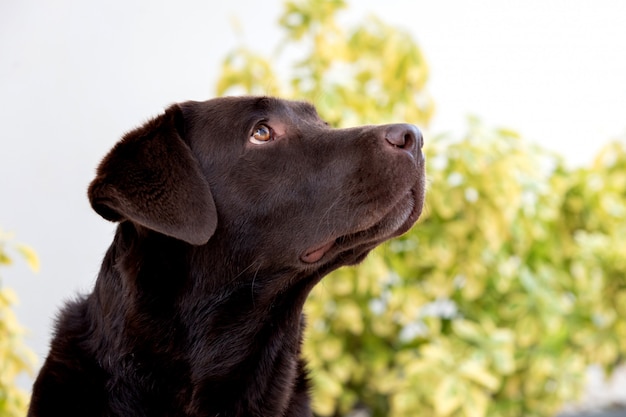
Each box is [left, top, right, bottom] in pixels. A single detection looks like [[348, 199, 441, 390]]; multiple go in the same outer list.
[[181, 97, 425, 270], [89, 96, 425, 276]]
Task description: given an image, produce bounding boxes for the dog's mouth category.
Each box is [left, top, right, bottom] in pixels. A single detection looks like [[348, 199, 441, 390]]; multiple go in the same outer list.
[[300, 186, 423, 265], [301, 240, 336, 263]]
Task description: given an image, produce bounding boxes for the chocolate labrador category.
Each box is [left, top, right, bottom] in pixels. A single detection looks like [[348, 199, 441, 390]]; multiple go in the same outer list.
[[28, 96, 425, 416]]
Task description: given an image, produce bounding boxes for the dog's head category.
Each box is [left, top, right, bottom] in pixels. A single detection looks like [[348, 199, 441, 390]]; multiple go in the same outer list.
[[88, 96, 425, 274]]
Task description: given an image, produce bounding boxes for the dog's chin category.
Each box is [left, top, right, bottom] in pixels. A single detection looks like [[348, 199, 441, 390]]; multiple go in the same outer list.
[[301, 185, 424, 267]]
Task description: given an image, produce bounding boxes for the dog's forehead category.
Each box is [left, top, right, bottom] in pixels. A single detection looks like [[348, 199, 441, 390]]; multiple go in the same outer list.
[[188, 96, 326, 129], [254, 97, 325, 125]]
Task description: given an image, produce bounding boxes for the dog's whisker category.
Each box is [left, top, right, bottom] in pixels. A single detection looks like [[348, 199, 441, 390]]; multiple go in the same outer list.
[[315, 193, 345, 238], [250, 263, 262, 308], [229, 261, 258, 284]]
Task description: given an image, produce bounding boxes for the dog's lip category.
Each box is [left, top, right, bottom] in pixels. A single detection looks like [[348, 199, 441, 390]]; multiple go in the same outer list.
[[300, 185, 423, 265], [391, 186, 423, 237], [301, 240, 336, 263]]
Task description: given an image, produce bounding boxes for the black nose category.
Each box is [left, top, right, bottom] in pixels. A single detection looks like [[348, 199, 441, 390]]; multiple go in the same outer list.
[[382, 124, 423, 154]]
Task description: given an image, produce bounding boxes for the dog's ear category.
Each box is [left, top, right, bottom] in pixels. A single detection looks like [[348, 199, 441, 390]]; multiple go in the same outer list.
[[88, 104, 217, 245]]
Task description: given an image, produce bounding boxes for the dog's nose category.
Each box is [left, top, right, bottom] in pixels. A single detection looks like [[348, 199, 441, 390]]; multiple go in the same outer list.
[[382, 124, 423, 154]]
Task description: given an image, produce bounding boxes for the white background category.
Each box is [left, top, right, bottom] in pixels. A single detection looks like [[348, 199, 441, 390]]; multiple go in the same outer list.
[[1, 0, 625, 389]]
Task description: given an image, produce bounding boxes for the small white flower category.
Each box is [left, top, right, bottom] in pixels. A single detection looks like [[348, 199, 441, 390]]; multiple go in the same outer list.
[[447, 172, 464, 187], [465, 187, 479, 202], [399, 321, 429, 342], [369, 299, 387, 316]]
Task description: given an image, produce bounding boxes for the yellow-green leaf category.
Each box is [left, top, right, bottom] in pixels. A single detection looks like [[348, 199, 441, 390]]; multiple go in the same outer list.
[[459, 360, 500, 391], [15, 244, 40, 273], [434, 376, 463, 416]]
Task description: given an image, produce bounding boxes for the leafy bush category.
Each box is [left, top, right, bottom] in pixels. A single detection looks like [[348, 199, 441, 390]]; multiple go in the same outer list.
[[217, 0, 433, 128], [0, 230, 38, 416], [0, 2, 619, 416], [304, 126, 626, 417], [216, 1, 626, 417]]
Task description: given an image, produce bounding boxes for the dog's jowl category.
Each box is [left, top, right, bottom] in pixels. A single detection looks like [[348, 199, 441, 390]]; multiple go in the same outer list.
[[28, 96, 426, 417]]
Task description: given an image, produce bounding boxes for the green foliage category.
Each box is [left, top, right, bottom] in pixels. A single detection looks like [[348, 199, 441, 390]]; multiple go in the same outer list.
[[0, 230, 38, 417], [375, 130, 626, 417], [216, 1, 626, 416], [217, 0, 433, 128]]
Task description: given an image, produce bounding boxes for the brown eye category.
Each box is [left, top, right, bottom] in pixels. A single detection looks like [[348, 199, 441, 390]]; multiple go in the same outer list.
[[250, 124, 273, 144]]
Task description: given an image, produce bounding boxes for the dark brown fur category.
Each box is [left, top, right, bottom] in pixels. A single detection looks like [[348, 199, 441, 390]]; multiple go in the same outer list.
[[28, 96, 425, 417]]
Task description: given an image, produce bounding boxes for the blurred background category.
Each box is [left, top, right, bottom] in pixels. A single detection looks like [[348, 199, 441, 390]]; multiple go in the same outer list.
[[1, 0, 625, 416]]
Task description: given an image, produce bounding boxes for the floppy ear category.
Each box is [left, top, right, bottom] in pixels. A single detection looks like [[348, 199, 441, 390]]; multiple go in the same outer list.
[[88, 104, 217, 245]]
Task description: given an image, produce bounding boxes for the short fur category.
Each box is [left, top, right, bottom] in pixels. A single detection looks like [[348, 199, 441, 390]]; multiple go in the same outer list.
[[28, 96, 426, 417]]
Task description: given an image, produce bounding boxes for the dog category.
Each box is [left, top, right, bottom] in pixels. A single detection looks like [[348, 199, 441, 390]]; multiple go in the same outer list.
[[28, 96, 425, 416]]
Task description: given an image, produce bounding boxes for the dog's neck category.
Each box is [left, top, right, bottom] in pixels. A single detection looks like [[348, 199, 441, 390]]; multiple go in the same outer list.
[[95, 222, 319, 346], [92, 223, 317, 414]]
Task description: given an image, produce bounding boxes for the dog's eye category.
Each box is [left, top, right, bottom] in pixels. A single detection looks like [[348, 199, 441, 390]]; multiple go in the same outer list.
[[250, 125, 273, 144]]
